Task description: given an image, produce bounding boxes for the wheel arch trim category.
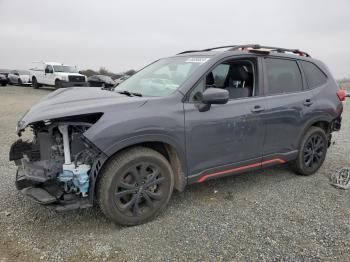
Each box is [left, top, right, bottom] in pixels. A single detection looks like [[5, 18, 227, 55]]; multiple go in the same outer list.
[[99, 134, 187, 189], [296, 116, 331, 148]]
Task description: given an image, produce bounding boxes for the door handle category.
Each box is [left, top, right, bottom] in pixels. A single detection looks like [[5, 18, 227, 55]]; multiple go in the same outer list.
[[303, 99, 313, 107], [251, 105, 265, 113]]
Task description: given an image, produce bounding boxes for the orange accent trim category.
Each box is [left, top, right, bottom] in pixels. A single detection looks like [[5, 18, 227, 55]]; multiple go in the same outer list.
[[197, 158, 286, 183]]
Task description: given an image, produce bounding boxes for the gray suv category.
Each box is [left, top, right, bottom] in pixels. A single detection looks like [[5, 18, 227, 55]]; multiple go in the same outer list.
[[10, 45, 344, 225]]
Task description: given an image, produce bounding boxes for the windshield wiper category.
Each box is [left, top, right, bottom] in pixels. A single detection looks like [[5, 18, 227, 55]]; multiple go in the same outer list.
[[117, 90, 143, 97]]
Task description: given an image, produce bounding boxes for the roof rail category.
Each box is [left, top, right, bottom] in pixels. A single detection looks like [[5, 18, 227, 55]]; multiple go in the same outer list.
[[177, 45, 238, 55], [177, 44, 311, 57]]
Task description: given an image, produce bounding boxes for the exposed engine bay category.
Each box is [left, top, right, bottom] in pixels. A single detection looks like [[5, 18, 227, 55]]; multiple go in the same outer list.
[[10, 119, 105, 210]]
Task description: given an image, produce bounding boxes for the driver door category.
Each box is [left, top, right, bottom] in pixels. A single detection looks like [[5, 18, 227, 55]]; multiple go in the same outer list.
[[44, 65, 55, 85], [184, 58, 267, 183]]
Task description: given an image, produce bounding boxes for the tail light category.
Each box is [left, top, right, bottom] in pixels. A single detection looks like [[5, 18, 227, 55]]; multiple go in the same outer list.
[[337, 89, 346, 102]]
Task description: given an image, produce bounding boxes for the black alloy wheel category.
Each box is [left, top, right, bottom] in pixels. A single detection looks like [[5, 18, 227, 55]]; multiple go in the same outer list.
[[97, 147, 174, 226], [303, 133, 326, 169], [114, 162, 166, 217], [291, 126, 328, 176]]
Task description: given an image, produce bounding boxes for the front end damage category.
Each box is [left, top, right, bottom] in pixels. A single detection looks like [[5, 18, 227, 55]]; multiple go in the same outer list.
[[10, 115, 107, 211]]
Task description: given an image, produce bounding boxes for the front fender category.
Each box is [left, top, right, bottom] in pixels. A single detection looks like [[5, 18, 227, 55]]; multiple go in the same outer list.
[[98, 133, 187, 175]]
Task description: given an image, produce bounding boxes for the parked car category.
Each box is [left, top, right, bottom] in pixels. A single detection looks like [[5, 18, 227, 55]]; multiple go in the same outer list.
[[114, 74, 130, 86], [346, 91, 350, 97], [87, 75, 116, 89], [8, 70, 31, 85], [10, 44, 344, 226], [0, 69, 11, 78], [0, 74, 8, 86], [30, 62, 88, 89]]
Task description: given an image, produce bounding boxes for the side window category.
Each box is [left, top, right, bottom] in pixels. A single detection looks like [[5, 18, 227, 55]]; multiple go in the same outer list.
[[46, 65, 53, 73], [189, 78, 205, 102], [189, 60, 256, 102], [300, 61, 327, 89], [212, 64, 229, 87], [265, 58, 303, 95]]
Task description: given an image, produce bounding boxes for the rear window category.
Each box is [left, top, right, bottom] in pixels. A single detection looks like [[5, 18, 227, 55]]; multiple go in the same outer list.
[[300, 61, 327, 89], [265, 58, 303, 95]]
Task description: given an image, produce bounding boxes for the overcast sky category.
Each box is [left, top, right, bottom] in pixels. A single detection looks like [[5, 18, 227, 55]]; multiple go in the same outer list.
[[0, 0, 349, 78]]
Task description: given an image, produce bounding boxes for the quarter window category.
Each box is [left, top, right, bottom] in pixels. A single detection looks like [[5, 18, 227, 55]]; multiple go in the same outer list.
[[265, 58, 303, 95], [300, 61, 327, 89]]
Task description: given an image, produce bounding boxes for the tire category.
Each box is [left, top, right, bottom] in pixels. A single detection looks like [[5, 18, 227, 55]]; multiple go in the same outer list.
[[1, 83, 6, 86], [18, 78, 22, 86], [97, 147, 174, 226], [290, 126, 328, 176], [32, 77, 39, 89], [55, 79, 63, 89]]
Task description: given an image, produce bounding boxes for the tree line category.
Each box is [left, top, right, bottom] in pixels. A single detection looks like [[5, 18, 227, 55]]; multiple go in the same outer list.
[[80, 67, 136, 79]]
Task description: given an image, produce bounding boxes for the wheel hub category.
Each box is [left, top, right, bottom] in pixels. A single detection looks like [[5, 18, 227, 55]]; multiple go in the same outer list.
[[114, 163, 165, 216], [303, 134, 325, 168]]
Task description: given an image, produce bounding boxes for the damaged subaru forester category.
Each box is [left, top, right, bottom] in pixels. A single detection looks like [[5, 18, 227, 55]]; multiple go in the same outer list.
[[10, 45, 344, 225]]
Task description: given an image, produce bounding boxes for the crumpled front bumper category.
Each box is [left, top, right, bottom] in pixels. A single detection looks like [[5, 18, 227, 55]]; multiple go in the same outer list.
[[15, 165, 92, 211]]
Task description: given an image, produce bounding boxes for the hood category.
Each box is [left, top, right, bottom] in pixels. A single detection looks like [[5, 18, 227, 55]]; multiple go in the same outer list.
[[17, 87, 147, 133]]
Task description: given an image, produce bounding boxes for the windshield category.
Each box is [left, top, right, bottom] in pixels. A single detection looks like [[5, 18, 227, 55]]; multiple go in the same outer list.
[[53, 65, 78, 73], [114, 56, 211, 97]]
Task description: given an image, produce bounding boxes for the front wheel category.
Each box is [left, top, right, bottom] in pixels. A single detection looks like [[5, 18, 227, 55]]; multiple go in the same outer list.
[[32, 77, 39, 89], [18, 78, 22, 85], [290, 127, 328, 176], [97, 147, 174, 226], [55, 79, 62, 89]]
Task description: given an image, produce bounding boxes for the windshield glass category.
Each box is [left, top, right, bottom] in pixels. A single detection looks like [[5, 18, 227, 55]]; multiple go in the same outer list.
[[53, 65, 78, 73], [114, 56, 211, 97]]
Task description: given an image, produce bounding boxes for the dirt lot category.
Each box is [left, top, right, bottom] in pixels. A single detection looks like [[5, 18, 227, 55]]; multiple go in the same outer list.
[[0, 85, 349, 261]]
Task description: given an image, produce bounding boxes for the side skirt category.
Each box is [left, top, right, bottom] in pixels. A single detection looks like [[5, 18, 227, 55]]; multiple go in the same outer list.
[[187, 151, 298, 184]]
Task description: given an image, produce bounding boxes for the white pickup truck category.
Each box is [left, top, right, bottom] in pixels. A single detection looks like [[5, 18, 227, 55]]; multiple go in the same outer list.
[[30, 62, 88, 89]]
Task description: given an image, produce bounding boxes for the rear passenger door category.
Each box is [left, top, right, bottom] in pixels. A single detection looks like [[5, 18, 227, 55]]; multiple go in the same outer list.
[[262, 57, 317, 160]]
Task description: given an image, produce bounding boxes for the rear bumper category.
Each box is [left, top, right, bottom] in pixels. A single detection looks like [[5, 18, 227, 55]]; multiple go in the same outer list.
[[331, 116, 342, 132]]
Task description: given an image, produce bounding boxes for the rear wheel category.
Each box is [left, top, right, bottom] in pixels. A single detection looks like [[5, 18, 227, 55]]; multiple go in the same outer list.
[[290, 127, 328, 176], [97, 147, 174, 226]]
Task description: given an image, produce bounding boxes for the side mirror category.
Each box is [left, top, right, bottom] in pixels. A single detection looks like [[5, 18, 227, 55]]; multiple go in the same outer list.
[[197, 88, 229, 112]]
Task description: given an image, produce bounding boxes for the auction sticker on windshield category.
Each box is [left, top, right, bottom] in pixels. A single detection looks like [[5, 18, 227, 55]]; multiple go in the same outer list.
[[185, 57, 210, 64]]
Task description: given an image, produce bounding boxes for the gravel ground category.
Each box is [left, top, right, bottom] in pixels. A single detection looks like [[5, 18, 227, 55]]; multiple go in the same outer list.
[[0, 85, 349, 261]]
